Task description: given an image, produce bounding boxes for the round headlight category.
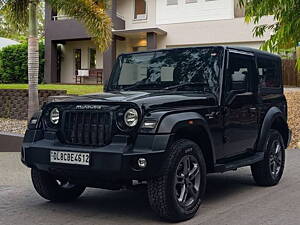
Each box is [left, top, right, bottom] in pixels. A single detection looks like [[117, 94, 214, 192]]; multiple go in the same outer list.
[[124, 108, 139, 127], [50, 108, 60, 125]]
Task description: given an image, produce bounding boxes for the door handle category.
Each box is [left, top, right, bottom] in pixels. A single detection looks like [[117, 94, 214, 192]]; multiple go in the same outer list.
[[248, 107, 257, 113]]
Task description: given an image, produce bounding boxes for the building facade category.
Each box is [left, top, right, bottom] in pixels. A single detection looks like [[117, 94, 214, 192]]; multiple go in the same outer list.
[[44, 0, 273, 84]]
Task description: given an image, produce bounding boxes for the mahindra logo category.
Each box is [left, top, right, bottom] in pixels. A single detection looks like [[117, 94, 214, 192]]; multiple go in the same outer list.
[[75, 105, 102, 110]]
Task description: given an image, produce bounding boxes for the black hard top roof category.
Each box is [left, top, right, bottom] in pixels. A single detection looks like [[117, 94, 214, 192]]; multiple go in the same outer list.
[[120, 45, 281, 60], [225, 46, 280, 59]]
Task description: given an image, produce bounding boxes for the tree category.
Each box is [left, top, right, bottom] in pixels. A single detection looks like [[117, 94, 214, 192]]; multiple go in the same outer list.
[[238, 0, 300, 60], [0, 3, 44, 42], [0, 0, 112, 120]]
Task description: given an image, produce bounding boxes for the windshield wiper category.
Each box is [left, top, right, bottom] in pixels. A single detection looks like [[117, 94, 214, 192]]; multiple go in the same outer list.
[[121, 81, 146, 91], [164, 82, 208, 91], [121, 82, 163, 91]]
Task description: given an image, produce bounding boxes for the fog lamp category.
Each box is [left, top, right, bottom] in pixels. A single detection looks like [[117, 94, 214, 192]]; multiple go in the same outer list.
[[138, 158, 147, 169]]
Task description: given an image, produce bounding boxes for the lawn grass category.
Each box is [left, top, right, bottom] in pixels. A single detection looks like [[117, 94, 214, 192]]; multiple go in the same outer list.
[[0, 84, 103, 95]]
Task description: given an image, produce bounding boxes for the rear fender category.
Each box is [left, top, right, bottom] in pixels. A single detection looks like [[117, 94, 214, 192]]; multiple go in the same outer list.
[[257, 107, 289, 151]]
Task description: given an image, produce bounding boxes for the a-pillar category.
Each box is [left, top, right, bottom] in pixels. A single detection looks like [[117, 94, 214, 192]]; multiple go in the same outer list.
[[103, 35, 117, 86]]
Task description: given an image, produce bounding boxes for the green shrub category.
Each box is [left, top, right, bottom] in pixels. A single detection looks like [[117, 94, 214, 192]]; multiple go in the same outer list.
[[0, 42, 45, 83]]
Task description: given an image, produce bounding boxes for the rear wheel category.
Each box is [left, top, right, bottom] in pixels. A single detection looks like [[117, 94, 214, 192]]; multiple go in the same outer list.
[[31, 169, 85, 202], [251, 129, 285, 186], [147, 139, 207, 222]]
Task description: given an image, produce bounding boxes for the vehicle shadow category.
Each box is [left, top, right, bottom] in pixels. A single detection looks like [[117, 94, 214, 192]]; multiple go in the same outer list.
[[34, 169, 257, 223], [205, 169, 256, 203]]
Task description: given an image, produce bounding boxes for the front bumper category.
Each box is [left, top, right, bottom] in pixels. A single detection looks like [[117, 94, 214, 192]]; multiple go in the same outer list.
[[22, 131, 171, 183]]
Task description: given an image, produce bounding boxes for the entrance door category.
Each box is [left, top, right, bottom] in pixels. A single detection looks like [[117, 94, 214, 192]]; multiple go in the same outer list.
[[223, 51, 259, 158]]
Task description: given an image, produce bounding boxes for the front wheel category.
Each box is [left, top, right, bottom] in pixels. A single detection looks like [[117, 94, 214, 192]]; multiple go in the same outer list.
[[251, 129, 285, 186], [31, 169, 86, 202], [147, 139, 207, 222]]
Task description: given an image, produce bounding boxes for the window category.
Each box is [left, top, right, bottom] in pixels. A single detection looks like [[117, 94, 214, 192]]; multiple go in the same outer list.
[[167, 0, 178, 5], [258, 57, 281, 88], [89, 48, 97, 69], [186, 0, 197, 3], [227, 53, 254, 92], [74, 49, 82, 72], [110, 47, 224, 96], [134, 0, 147, 20]]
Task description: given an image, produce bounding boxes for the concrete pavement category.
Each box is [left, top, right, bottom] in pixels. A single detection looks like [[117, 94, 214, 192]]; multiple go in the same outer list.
[[1, 150, 300, 225]]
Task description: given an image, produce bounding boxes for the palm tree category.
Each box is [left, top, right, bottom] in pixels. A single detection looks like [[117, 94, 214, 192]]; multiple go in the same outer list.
[[1, 0, 112, 120]]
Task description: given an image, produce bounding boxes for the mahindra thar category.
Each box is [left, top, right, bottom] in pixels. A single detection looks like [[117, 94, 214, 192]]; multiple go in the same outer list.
[[22, 46, 291, 222]]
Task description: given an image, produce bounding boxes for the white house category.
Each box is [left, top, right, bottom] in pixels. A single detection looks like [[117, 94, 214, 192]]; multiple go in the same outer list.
[[45, 0, 273, 84]]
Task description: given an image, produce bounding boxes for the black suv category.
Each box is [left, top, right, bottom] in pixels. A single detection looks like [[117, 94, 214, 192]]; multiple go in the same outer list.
[[22, 46, 291, 222]]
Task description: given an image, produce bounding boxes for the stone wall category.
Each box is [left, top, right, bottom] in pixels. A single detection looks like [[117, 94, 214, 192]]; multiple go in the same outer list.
[[0, 89, 67, 120]]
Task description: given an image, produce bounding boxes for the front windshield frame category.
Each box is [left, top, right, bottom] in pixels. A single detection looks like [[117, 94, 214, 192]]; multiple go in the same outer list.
[[107, 47, 225, 97]]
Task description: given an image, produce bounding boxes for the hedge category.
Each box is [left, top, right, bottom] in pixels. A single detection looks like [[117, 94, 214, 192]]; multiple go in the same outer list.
[[0, 42, 45, 83]]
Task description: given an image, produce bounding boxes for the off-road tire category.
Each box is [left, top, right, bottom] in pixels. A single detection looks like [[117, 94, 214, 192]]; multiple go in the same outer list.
[[147, 139, 207, 222], [251, 129, 285, 186], [31, 168, 86, 202]]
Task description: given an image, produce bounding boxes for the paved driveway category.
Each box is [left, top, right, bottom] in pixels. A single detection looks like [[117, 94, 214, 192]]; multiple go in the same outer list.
[[1, 150, 300, 225]]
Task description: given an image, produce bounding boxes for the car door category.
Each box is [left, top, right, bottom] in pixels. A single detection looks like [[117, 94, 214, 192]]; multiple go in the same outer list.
[[222, 50, 259, 158]]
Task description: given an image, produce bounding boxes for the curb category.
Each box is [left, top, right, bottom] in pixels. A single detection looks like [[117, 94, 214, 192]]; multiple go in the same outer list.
[[0, 132, 24, 152]]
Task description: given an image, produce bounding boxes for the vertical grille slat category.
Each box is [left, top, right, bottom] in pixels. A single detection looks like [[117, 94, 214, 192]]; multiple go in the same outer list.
[[75, 112, 78, 144], [62, 110, 112, 146]]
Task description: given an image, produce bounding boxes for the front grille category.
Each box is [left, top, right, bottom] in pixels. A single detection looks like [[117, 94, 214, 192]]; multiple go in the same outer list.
[[61, 110, 112, 146]]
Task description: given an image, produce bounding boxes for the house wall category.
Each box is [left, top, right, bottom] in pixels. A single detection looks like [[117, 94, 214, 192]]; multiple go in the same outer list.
[[166, 41, 264, 49], [116, 1, 272, 50], [156, 0, 234, 25], [60, 40, 104, 84], [117, 0, 157, 29], [156, 16, 273, 49]]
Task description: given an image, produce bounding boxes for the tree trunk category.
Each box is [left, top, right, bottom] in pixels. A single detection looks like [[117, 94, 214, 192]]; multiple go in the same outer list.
[[28, 0, 39, 121]]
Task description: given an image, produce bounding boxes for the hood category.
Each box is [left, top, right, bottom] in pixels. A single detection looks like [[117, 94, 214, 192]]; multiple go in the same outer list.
[[52, 91, 218, 111]]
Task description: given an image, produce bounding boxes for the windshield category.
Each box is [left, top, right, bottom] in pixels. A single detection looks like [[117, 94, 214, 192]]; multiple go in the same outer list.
[[108, 47, 224, 95]]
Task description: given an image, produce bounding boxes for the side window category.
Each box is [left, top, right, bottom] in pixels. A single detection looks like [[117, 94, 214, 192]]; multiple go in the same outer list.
[[258, 57, 280, 88], [226, 52, 254, 93]]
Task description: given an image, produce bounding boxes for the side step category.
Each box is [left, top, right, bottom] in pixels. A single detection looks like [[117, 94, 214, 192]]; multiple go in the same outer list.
[[214, 152, 264, 173]]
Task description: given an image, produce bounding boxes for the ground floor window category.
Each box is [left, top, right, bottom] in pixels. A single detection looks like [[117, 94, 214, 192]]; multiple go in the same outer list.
[[89, 48, 97, 69], [74, 49, 82, 72]]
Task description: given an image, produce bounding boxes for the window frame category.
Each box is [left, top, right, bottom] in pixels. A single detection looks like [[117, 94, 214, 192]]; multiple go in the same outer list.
[[133, 0, 148, 21], [257, 54, 283, 94], [107, 47, 224, 98], [224, 50, 256, 102]]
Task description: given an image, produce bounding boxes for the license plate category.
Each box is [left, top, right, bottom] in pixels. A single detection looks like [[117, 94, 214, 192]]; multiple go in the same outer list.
[[50, 151, 90, 166]]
